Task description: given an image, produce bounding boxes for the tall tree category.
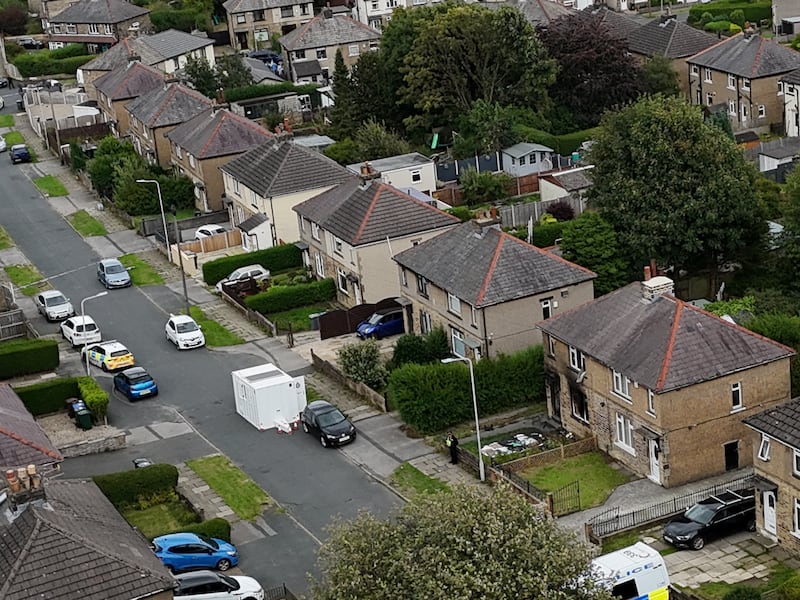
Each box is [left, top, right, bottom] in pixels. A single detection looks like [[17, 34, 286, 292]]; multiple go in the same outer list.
[[642, 55, 680, 97], [310, 485, 611, 600], [560, 211, 629, 296], [354, 119, 412, 160], [328, 49, 358, 139], [589, 95, 766, 274], [185, 56, 218, 98], [454, 100, 520, 158], [216, 53, 254, 91], [538, 13, 645, 130]]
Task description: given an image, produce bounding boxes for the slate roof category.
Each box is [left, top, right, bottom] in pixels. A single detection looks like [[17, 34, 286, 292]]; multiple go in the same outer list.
[[239, 212, 268, 232], [220, 140, 350, 197], [279, 13, 380, 50], [79, 30, 212, 72], [223, 0, 296, 14], [538, 282, 795, 393], [347, 152, 431, 174], [744, 398, 800, 450], [166, 108, 273, 159], [125, 82, 212, 128], [244, 57, 284, 83], [0, 479, 173, 600], [628, 16, 717, 59], [485, 0, 574, 26], [744, 137, 800, 162], [581, 5, 643, 41], [503, 142, 553, 157], [0, 384, 62, 473], [293, 59, 322, 78], [93, 61, 164, 101], [50, 0, 149, 24], [294, 178, 460, 246], [546, 166, 594, 192], [393, 221, 595, 308], [783, 67, 800, 85], [688, 33, 800, 78]]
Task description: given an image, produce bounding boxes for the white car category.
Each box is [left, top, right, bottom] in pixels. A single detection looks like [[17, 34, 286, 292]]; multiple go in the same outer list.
[[0, 137, 6, 152], [34, 290, 74, 322], [60, 315, 102, 348], [215, 265, 270, 293], [165, 314, 206, 349], [173, 570, 264, 599], [195, 224, 226, 240]]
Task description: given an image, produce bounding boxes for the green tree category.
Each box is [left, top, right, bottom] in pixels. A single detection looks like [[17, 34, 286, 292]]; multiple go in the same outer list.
[[216, 53, 254, 91], [185, 56, 218, 98], [460, 169, 511, 206], [311, 484, 610, 600], [88, 137, 138, 199], [746, 313, 800, 397], [729, 9, 745, 27], [112, 153, 155, 214], [336, 339, 388, 390], [453, 100, 520, 158], [323, 138, 362, 165], [328, 49, 358, 139], [560, 211, 628, 296], [590, 95, 766, 274], [354, 119, 412, 160], [642, 55, 680, 97]]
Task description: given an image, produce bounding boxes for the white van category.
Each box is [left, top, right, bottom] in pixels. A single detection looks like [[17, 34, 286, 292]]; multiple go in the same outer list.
[[591, 542, 670, 600]]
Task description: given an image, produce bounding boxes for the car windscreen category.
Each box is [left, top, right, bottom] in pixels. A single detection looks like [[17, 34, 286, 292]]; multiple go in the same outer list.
[[45, 294, 68, 306], [106, 264, 126, 274], [176, 322, 199, 333], [196, 533, 219, 549], [110, 350, 130, 358], [220, 574, 240, 589], [318, 409, 347, 427], [685, 502, 721, 525], [367, 313, 383, 325], [128, 373, 152, 384]]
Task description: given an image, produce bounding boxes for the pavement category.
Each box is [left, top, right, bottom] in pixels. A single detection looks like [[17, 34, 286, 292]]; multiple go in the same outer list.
[[2, 111, 793, 594]]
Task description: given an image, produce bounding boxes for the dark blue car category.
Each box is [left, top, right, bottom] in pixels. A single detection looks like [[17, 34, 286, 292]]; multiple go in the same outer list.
[[10, 144, 31, 164], [356, 308, 405, 339], [151, 532, 239, 573], [113, 367, 158, 400]]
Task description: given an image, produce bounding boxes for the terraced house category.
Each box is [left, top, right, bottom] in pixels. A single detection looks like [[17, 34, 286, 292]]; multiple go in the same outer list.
[[46, 0, 151, 52], [224, 0, 313, 51]]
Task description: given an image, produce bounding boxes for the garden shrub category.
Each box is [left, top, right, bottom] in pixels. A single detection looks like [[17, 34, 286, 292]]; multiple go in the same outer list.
[[0, 338, 59, 379], [49, 43, 87, 59], [778, 575, 800, 600], [553, 127, 601, 154], [460, 169, 511, 206], [174, 517, 232, 542], [546, 200, 575, 222], [14, 377, 79, 416], [532, 222, 566, 247], [688, 1, 770, 25], [387, 346, 544, 434], [390, 328, 450, 369], [704, 20, 733, 31], [13, 52, 92, 76], [77, 376, 109, 419], [94, 464, 179, 509], [337, 339, 388, 390], [447, 206, 473, 222], [722, 588, 763, 600], [202, 244, 302, 285], [150, 8, 208, 32], [729, 9, 745, 26], [245, 278, 335, 314], [699, 11, 714, 25]]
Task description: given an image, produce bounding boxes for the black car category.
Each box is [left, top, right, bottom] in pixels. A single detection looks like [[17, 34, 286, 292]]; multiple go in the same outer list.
[[663, 489, 756, 550], [301, 400, 356, 447], [16, 37, 44, 49], [10, 144, 31, 164], [248, 49, 282, 63]]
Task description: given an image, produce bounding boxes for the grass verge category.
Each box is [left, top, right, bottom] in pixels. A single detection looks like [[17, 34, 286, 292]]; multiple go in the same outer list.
[[118, 253, 164, 286], [391, 463, 449, 497], [34, 175, 68, 197], [189, 306, 244, 347], [269, 303, 330, 333], [4, 131, 24, 146], [0, 115, 13, 127], [694, 564, 796, 600], [68, 209, 107, 237], [0, 225, 13, 250], [519, 451, 630, 510], [186, 455, 271, 521], [4, 264, 47, 295], [122, 495, 199, 540]]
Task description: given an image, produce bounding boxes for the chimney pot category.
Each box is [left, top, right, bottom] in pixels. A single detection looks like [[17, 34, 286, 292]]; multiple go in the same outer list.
[[644, 266, 651, 281]]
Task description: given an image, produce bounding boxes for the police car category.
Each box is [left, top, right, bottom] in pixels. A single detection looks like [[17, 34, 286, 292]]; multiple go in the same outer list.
[[81, 340, 135, 372]]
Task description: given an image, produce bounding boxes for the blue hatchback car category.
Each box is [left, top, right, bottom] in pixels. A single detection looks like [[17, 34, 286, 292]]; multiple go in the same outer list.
[[151, 532, 238, 573], [113, 367, 158, 400], [356, 308, 405, 339]]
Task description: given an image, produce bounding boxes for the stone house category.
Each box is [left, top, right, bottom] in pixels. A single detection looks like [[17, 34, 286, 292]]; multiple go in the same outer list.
[[93, 61, 166, 137], [223, 0, 313, 51], [46, 0, 151, 53]]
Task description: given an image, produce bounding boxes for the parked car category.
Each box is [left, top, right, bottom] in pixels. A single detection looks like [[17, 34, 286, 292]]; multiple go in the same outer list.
[[248, 49, 282, 63], [173, 570, 264, 599], [301, 400, 356, 447], [0, 77, 8, 88], [356, 307, 405, 339], [60, 315, 101, 347], [10, 144, 31, 164], [34, 290, 74, 322], [97, 258, 132, 288], [215, 264, 270, 293], [663, 489, 756, 550], [113, 366, 158, 400], [16, 37, 44, 49], [0, 137, 7, 152], [0, 96, 4, 111], [81, 340, 135, 372], [152, 532, 239, 573], [165, 314, 205, 350], [195, 224, 226, 240]]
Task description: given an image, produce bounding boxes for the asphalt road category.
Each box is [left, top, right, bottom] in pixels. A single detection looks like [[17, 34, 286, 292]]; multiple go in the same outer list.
[[0, 102, 402, 592]]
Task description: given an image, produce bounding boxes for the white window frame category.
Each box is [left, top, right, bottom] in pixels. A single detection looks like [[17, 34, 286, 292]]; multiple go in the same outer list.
[[741, 104, 749, 121], [451, 327, 465, 357], [729, 100, 736, 116], [758, 435, 771, 461], [706, 93, 714, 106], [647, 389, 655, 416], [51, 24, 62, 33], [447, 292, 461, 316], [416, 275, 428, 297], [333, 236, 343, 255], [411, 169, 421, 182], [612, 369, 631, 400], [615, 412, 635, 454], [104, 23, 113, 35], [704, 68, 712, 83], [690, 64, 699, 77], [568, 346, 585, 371], [88, 23, 99, 34], [779, 81, 785, 96], [314, 252, 325, 277], [421, 310, 432, 334], [176, 145, 183, 159], [311, 222, 320, 241], [470, 305, 477, 327], [348, 44, 360, 57], [236, 13, 246, 22], [541, 298, 552, 320], [794, 499, 800, 535], [66, 24, 77, 33], [794, 449, 800, 477], [548, 334, 556, 357], [337, 268, 348, 294], [188, 154, 196, 168], [742, 78, 751, 91], [758, 105, 766, 118], [731, 381, 743, 412], [299, 216, 306, 232], [400, 268, 407, 287], [727, 74, 735, 89]]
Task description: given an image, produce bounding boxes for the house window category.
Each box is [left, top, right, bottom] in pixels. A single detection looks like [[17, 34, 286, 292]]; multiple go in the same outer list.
[[758, 435, 771, 461], [348, 44, 360, 57], [88, 23, 99, 34], [470, 305, 477, 327], [421, 311, 432, 334], [299, 216, 306, 232], [727, 74, 735, 89], [311, 222, 320, 240], [615, 412, 635, 454], [236, 13, 246, 23], [188, 154, 196, 168], [690, 64, 699, 77], [400, 268, 407, 287], [706, 93, 713, 106], [794, 499, 800, 534], [451, 327, 466, 357], [548, 334, 556, 357], [176, 145, 183, 159], [447, 292, 461, 316], [66, 24, 77, 33], [647, 389, 655, 416], [52, 24, 62, 33], [704, 68, 712, 83], [295, 50, 306, 60], [301, 3, 309, 14], [371, 0, 378, 8], [794, 449, 800, 477], [541, 298, 552, 320], [742, 78, 751, 91], [729, 100, 736, 116], [741, 104, 748, 120], [568, 346, 585, 371], [416, 275, 428, 297], [104, 23, 113, 35], [519, 154, 527, 166], [779, 81, 785, 96], [758, 105, 766, 118], [411, 169, 421, 183], [281, 6, 293, 17], [571, 388, 589, 423], [612, 370, 631, 400], [333, 236, 343, 255], [253, 9, 265, 20], [731, 382, 743, 411], [317, 49, 327, 59], [337, 268, 348, 294], [314, 252, 325, 277], [387, 0, 398, 6]]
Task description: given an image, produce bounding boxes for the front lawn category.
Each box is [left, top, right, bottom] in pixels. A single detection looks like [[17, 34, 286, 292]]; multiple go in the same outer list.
[[391, 463, 449, 497], [518, 451, 630, 510], [0, 225, 13, 250], [189, 306, 244, 347], [4, 131, 25, 146], [34, 175, 68, 197], [118, 253, 164, 286], [122, 495, 199, 539], [68, 209, 107, 237], [0, 115, 13, 128], [269, 303, 331, 333], [4, 264, 46, 295], [186, 455, 271, 521]]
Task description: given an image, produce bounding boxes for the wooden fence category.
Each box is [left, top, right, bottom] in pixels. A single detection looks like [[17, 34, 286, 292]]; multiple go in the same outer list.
[[179, 230, 242, 254], [0, 309, 27, 341], [498, 194, 584, 228], [497, 435, 597, 472]]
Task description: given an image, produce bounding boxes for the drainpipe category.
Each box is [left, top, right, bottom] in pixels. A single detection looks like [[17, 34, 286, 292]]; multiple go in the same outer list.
[[481, 308, 491, 360]]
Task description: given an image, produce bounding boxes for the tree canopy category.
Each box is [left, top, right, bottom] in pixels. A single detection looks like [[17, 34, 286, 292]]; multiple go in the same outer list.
[[185, 54, 254, 99], [589, 95, 765, 273], [310, 485, 610, 600], [560, 211, 629, 296]]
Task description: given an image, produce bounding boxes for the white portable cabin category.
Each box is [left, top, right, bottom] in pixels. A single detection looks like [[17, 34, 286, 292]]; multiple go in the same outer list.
[[591, 542, 670, 600], [231, 363, 307, 431]]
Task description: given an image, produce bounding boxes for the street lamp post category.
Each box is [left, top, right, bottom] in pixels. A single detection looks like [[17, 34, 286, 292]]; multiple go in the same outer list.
[[441, 356, 485, 481], [171, 205, 191, 315], [135, 179, 171, 261], [81, 291, 108, 376]]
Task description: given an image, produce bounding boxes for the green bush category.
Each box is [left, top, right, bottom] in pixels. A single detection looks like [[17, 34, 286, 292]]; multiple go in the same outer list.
[[245, 279, 336, 314], [13, 52, 93, 76], [226, 81, 320, 103], [150, 8, 208, 32], [94, 464, 180, 509], [722, 588, 762, 600], [553, 127, 601, 154], [704, 20, 733, 31], [778, 575, 800, 600], [532, 222, 566, 247], [688, 1, 770, 24], [0, 338, 59, 379], [172, 517, 232, 542], [77, 376, 109, 419], [337, 339, 388, 390], [729, 9, 745, 26], [447, 206, 473, 222], [14, 377, 79, 416], [390, 328, 451, 369], [387, 346, 544, 434], [49, 43, 86, 59], [513, 126, 559, 151], [202, 244, 303, 285], [699, 11, 714, 25]]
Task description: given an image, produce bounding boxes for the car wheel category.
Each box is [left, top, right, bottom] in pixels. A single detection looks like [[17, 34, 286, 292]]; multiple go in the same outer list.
[[101, 363, 108, 372], [320, 435, 328, 448], [302, 421, 309, 433], [60, 329, 66, 339], [747, 518, 756, 532], [691, 536, 705, 550], [216, 559, 232, 571]]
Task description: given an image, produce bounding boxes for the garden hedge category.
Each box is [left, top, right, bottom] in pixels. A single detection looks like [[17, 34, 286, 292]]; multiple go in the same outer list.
[[77, 376, 109, 419], [94, 464, 180, 509], [14, 377, 79, 416], [202, 244, 303, 285], [13, 52, 93, 77], [245, 278, 335, 314], [173, 517, 232, 542], [226, 82, 321, 103], [688, 1, 770, 24], [387, 345, 544, 434], [553, 127, 601, 154], [532, 222, 566, 248], [0, 338, 59, 379]]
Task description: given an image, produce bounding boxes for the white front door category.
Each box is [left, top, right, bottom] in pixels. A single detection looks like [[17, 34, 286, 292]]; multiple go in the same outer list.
[[648, 439, 661, 484], [764, 491, 777, 536]]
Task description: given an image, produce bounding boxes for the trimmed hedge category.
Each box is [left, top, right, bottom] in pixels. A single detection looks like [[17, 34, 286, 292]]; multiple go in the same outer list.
[[94, 464, 180, 509], [226, 82, 320, 103], [553, 127, 601, 154], [77, 376, 109, 419], [245, 278, 336, 314], [202, 244, 303, 285], [14, 377, 79, 416], [688, 1, 770, 24], [171, 517, 232, 543], [0, 338, 59, 379], [533, 222, 566, 248], [387, 346, 544, 434], [13, 52, 93, 77]]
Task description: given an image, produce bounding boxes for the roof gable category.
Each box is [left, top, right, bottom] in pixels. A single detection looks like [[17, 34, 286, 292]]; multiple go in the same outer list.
[[93, 61, 165, 100], [0, 384, 62, 471], [744, 398, 800, 450], [166, 109, 273, 158], [50, 0, 149, 23], [688, 33, 800, 78], [628, 17, 717, 59], [126, 83, 212, 128], [279, 13, 380, 51]]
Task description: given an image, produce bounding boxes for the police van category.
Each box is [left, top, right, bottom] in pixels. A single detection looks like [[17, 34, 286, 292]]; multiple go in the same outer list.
[[591, 542, 670, 600]]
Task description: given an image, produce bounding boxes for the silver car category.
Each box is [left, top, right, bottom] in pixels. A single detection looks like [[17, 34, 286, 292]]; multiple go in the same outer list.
[[34, 290, 74, 321], [97, 258, 132, 288]]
